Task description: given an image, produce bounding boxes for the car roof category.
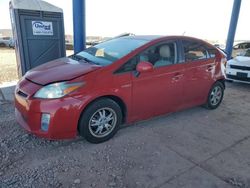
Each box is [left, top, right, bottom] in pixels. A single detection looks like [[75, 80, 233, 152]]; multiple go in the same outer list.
[[121, 35, 163, 41], [120, 35, 207, 43], [234, 41, 250, 46]]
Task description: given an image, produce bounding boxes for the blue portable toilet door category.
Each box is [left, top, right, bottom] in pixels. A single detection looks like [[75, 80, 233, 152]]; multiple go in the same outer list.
[[19, 11, 65, 70]]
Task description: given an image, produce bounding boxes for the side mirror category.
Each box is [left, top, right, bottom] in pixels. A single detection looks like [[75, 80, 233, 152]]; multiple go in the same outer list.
[[136, 61, 153, 73]]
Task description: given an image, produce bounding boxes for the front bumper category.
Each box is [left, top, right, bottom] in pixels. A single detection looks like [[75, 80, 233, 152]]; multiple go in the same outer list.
[[14, 80, 87, 139], [226, 65, 250, 83]]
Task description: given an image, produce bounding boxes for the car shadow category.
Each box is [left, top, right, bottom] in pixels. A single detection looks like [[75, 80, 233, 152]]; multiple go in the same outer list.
[[226, 81, 250, 91]]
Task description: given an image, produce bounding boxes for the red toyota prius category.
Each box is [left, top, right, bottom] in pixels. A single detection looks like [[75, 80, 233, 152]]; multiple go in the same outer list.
[[15, 35, 226, 143]]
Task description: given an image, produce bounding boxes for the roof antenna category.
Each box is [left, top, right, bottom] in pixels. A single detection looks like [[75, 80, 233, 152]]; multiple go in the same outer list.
[[182, 31, 186, 36]]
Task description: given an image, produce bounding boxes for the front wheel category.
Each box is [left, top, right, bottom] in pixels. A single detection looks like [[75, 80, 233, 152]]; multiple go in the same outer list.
[[78, 98, 122, 143], [204, 82, 224, 110]]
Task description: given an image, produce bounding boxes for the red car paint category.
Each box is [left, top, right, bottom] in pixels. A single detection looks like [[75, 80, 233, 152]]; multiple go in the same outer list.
[[15, 36, 226, 139]]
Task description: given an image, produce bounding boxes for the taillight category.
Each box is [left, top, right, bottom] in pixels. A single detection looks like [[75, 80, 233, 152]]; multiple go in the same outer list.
[[221, 57, 227, 67], [220, 57, 227, 77], [216, 48, 227, 66]]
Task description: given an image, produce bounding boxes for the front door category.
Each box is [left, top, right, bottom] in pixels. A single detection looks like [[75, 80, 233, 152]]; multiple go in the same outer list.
[[131, 41, 184, 121]]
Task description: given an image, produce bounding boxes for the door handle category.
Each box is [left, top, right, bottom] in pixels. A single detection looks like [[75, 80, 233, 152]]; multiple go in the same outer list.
[[172, 73, 183, 81], [206, 65, 214, 72]]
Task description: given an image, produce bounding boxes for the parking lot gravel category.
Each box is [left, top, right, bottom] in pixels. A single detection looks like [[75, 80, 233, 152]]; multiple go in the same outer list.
[[0, 82, 250, 188]]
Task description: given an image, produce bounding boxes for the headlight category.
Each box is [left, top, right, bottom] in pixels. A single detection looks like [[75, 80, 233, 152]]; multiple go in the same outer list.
[[34, 82, 84, 99]]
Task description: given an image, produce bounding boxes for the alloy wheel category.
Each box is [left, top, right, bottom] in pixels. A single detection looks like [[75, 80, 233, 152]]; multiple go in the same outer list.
[[88, 107, 117, 138], [210, 86, 222, 106]]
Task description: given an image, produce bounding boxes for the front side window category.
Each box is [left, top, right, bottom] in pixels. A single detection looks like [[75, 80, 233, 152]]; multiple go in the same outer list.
[[115, 42, 177, 74], [139, 42, 177, 68], [183, 40, 208, 62], [76, 38, 148, 66]]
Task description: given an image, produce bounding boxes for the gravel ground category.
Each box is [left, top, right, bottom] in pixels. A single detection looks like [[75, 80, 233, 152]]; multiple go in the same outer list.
[[1, 81, 250, 187]]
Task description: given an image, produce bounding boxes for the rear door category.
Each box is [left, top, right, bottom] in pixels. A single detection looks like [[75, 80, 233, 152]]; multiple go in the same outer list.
[[131, 40, 185, 121], [180, 40, 216, 108]]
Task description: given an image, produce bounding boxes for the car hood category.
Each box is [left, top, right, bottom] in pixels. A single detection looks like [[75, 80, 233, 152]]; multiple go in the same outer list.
[[25, 57, 101, 85], [228, 56, 250, 66]]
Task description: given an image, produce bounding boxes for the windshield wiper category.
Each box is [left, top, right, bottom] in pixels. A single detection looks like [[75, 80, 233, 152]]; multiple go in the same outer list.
[[69, 54, 86, 61], [69, 54, 101, 65]]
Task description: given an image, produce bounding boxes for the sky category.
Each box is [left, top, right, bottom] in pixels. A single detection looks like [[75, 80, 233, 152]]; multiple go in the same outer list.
[[0, 0, 249, 41]]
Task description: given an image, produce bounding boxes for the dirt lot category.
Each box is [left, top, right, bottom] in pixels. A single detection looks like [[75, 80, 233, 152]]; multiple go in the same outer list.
[[0, 48, 18, 84], [1, 48, 250, 187], [0, 48, 74, 84], [0, 82, 250, 188]]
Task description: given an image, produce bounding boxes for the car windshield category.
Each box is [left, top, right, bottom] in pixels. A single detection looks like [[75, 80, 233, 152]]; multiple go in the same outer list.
[[76, 38, 148, 66], [243, 49, 250, 57]]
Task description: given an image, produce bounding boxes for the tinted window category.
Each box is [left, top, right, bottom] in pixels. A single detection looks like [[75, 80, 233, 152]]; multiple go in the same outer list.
[[182, 40, 208, 61], [77, 38, 148, 66]]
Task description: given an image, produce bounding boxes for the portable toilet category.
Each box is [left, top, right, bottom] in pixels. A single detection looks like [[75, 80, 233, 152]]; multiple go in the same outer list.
[[9, 0, 66, 78]]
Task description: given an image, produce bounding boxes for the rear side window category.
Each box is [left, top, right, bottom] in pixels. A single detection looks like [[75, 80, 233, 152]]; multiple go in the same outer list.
[[207, 48, 217, 58], [182, 40, 208, 62]]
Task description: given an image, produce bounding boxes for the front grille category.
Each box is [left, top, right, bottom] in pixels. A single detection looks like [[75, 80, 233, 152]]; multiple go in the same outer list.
[[230, 65, 250, 71], [17, 90, 28, 98], [226, 74, 250, 82]]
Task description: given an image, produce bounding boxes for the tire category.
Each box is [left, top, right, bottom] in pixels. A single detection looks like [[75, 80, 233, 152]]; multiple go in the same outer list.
[[204, 82, 224, 110], [78, 98, 122, 143], [226, 79, 233, 83]]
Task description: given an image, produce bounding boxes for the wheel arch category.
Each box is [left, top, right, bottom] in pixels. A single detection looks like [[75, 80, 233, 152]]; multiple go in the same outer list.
[[77, 95, 127, 131], [216, 78, 226, 89]]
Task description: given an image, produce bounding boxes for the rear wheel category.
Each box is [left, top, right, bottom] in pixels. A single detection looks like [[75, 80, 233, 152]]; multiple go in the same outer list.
[[78, 98, 122, 143], [204, 82, 224, 109], [226, 79, 233, 83]]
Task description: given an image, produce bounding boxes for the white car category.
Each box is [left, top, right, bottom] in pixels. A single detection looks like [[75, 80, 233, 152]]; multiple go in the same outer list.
[[0, 37, 10, 47], [226, 49, 250, 83], [232, 42, 250, 58]]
